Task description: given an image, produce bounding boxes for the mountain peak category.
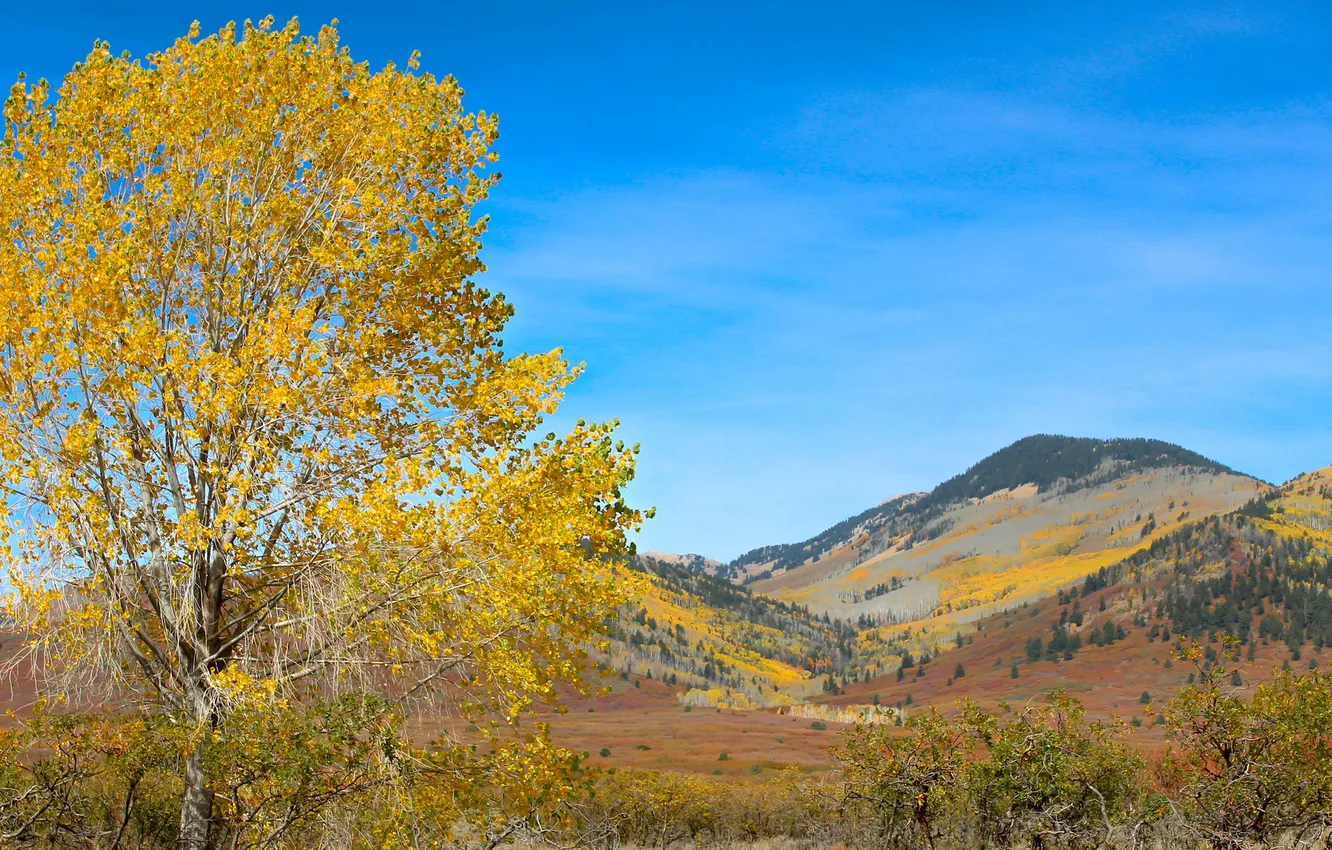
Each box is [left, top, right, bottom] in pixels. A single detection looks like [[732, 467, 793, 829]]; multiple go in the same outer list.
[[724, 434, 1253, 582], [641, 551, 724, 574], [928, 434, 1240, 508]]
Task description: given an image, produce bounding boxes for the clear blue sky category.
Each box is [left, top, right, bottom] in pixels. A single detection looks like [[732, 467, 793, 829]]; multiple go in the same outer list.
[[6, 2, 1332, 560]]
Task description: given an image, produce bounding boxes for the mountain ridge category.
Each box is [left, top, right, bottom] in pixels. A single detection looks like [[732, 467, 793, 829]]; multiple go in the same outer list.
[[550, 462, 1330, 776], [719, 435, 1249, 581], [600, 434, 1266, 708]]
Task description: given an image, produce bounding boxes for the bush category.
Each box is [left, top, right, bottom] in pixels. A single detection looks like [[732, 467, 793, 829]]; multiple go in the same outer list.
[[837, 708, 967, 849], [810, 720, 827, 730], [570, 768, 840, 847], [1161, 661, 1332, 848], [836, 692, 1158, 850], [0, 696, 599, 850], [963, 693, 1154, 849]]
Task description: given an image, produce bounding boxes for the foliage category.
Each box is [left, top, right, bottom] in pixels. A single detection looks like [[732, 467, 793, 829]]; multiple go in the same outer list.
[[963, 693, 1157, 850], [836, 692, 1158, 850], [1161, 657, 1332, 849], [0, 17, 640, 847], [837, 708, 968, 850], [0, 698, 601, 849], [203, 695, 406, 849], [567, 768, 838, 849], [0, 708, 179, 847]]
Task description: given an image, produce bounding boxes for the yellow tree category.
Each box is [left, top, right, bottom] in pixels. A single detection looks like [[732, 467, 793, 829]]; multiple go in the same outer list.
[[0, 18, 642, 848]]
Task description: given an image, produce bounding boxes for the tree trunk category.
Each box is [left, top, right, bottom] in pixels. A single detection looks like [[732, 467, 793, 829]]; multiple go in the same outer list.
[[179, 734, 215, 849]]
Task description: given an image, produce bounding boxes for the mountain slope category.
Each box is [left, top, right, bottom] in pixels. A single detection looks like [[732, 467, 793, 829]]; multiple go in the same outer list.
[[596, 555, 855, 707], [546, 464, 1332, 777], [827, 466, 1332, 728], [640, 551, 724, 575], [597, 437, 1265, 707], [730, 435, 1245, 579], [546, 460, 1328, 778], [737, 436, 1266, 661]]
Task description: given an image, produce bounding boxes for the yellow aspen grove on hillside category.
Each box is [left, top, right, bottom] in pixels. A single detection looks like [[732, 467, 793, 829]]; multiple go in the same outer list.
[[0, 18, 642, 848]]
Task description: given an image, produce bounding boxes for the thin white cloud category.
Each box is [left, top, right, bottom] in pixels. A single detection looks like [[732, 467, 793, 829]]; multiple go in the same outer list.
[[482, 80, 1332, 558]]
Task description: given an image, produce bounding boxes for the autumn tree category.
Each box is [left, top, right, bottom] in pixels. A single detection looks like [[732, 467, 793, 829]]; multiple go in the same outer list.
[[0, 18, 641, 848], [962, 693, 1155, 849], [837, 707, 968, 850], [1162, 662, 1332, 848]]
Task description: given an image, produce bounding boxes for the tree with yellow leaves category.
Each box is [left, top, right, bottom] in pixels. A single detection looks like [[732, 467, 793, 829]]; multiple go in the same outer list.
[[0, 18, 642, 848]]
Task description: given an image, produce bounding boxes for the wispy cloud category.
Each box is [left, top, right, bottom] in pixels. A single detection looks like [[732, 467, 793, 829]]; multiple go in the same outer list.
[[485, 84, 1332, 558]]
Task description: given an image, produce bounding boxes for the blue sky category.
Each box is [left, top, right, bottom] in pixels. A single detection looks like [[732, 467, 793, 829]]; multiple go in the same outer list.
[[6, 2, 1332, 560]]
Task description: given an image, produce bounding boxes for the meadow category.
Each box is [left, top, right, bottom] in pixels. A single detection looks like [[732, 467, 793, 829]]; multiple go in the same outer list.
[[8, 660, 1332, 849]]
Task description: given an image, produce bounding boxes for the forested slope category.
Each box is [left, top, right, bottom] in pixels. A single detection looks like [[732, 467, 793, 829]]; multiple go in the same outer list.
[[598, 555, 859, 706], [605, 438, 1268, 708], [828, 467, 1332, 723], [726, 435, 1241, 578]]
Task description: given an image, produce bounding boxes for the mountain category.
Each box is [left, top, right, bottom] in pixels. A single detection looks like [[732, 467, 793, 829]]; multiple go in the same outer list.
[[596, 436, 1265, 707], [729, 436, 1244, 578], [729, 436, 1264, 659], [825, 465, 1332, 728], [553, 464, 1332, 777], [640, 551, 725, 575]]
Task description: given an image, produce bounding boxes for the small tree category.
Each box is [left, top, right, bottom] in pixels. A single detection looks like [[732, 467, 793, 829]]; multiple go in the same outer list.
[[954, 662, 966, 679], [1161, 662, 1332, 849], [1027, 636, 1044, 663], [962, 692, 1155, 849], [837, 708, 968, 850]]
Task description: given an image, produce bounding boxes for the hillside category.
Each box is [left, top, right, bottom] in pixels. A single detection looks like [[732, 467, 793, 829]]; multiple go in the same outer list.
[[550, 466, 1332, 777], [596, 437, 1266, 706], [738, 436, 1265, 661], [641, 551, 725, 575], [596, 555, 856, 706], [726, 436, 1238, 579], [827, 466, 1332, 725]]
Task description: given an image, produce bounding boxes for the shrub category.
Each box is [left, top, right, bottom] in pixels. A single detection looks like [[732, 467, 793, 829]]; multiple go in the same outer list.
[[571, 768, 839, 847], [963, 692, 1155, 850], [837, 708, 967, 850], [1161, 662, 1332, 849], [837, 692, 1157, 850]]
